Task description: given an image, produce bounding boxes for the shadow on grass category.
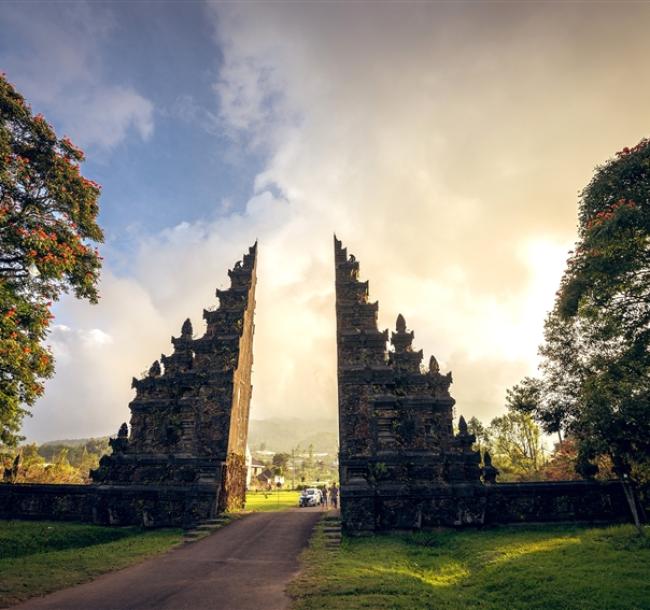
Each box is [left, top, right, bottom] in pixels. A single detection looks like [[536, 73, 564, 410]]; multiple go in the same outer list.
[[0, 520, 137, 560], [291, 524, 650, 610], [0, 520, 182, 608]]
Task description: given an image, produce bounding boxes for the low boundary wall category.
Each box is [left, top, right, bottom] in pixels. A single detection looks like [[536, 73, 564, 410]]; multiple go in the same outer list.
[[342, 479, 642, 533], [1, 479, 644, 532], [0, 482, 219, 528]]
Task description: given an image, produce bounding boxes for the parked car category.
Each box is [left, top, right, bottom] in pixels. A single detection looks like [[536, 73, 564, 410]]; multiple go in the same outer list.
[[299, 487, 322, 507]]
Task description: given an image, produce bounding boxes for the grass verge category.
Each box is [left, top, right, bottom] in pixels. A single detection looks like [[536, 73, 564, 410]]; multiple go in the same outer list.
[[0, 520, 182, 608], [244, 489, 301, 512], [290, 522, 650, 610]]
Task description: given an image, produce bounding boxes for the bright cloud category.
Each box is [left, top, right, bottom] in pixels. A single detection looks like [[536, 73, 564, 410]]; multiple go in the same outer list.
[[20, 2, 650, 441]]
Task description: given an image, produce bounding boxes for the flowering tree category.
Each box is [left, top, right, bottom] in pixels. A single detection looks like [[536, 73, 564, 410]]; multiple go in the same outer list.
[[0, 73, 103, 446], [511, 139, 650, 531], [555, 140, 650, 482]]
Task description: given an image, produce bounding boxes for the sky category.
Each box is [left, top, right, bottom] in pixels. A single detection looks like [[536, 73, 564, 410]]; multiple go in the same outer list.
[[2, 1, 650, 442]]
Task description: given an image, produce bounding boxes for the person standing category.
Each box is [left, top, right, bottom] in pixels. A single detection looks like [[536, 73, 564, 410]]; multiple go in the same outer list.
[[330, 482, 339, 509]]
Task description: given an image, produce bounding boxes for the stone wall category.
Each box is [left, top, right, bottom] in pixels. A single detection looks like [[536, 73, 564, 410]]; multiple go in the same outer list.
[[0, 482, 218, 528], [341, 480, 636, 533], [1, 478, 639, 531], [0, 483, 95, 523]]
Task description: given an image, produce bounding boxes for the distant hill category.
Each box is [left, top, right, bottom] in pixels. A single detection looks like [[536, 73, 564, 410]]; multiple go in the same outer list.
[[39, 418, 339, 455], [40, 437, 109, 448], [247, 418, 339, 454]]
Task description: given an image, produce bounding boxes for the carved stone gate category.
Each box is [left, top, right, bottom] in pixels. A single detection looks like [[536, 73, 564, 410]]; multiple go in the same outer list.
[[0, 239, 634, 529], [90, 243, 257, 524], [334, 237, 485, 532], [334, 237, 632, 533]]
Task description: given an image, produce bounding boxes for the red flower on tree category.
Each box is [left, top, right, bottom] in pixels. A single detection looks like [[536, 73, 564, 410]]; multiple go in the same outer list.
[[0, 72, 104, 446]]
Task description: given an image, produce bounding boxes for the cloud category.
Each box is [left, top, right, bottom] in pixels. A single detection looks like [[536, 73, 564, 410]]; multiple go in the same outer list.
[[57, 87, 154, 149], [21, 2, 650, 441], [0, 2, 153, 150], [202, 2, 650, 423]]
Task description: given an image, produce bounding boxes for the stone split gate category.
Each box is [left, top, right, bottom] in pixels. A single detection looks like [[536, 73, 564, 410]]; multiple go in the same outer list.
[[0, 240, 637, 530]]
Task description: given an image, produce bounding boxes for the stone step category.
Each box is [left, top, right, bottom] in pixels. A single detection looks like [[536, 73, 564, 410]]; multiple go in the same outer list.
[[183, 532, 206, 542], [321, 517, 341, 549], [182, 518, 228, 532], [196, 523, 223, 531], [202, 518, 229, 525]]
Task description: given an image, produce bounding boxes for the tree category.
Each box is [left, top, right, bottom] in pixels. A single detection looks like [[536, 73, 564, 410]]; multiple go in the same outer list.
[[467, 416, 488, 451], [272, 452, 290, 474], [0, 73, 103, 445], [466, 412, 545, 481], [486, 411, 545, 480], [538, 438, 581, 481], [557, 141, 650, 485], [506, 368, 577, 446], [513, 139, 650, 531]]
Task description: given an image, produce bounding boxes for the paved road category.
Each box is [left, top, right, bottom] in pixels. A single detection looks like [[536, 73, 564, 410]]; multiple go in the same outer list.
[[12, 508, 323, 610]]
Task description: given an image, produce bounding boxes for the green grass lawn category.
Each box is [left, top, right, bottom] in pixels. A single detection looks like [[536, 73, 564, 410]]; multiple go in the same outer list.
[[0, 520, 182, 608], [290, 521, 650, 610], [244, 489, 301, 512]]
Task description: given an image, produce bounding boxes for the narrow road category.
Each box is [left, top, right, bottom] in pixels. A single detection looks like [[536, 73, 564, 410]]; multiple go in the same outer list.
[[12, 508, 323, 610]]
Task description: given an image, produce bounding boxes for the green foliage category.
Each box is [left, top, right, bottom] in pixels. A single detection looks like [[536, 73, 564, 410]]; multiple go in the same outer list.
[[486, 411, 544, 479], [0, 73, 103, 445], [506, 377, 541, 415], [514, 140, 650, 484], [1, 436, 109, 483], [466, 416, 488, 451], [0, 521, 181, 607], [39, 437, 109, 468], [272, 451, 291, 472], [560, 139, 650, 327], [290, 523, 650, 609], [468, 408, 545, 481], [535, 311, 585, 440]]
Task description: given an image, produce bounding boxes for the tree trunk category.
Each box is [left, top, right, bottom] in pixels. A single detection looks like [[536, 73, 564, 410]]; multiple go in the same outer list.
[[621, 478, 645, 536]]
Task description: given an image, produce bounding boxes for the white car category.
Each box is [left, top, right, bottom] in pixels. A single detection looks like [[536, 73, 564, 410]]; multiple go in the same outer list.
[[299, 487, 323, 507]]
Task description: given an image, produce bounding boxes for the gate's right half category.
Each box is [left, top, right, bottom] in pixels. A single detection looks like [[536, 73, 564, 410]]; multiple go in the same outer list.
[[333, 236, 633, 534]]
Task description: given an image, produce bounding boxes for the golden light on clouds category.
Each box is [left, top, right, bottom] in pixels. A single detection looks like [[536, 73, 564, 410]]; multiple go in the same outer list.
[[23, 1, 650, 440]]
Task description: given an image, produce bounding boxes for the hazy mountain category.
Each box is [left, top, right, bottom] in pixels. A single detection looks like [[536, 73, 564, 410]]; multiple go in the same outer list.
[[40, 418, 339, 455], [247, 418, 339, 454], [40, 437, 108, 448]]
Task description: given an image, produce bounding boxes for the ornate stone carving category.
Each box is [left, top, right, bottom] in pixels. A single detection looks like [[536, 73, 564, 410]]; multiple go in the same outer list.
[[181, 318, 193, 339], [458, 414, 468, 435], [334, 236, 482, 532], [92, 243, 257, 514], [482, 450, 499, 484], [148, 360, 161, 377]]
